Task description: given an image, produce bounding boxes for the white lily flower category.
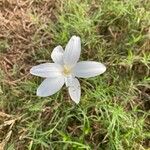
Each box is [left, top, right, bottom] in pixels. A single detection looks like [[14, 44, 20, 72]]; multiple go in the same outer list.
[[30, 36, 106, 104]]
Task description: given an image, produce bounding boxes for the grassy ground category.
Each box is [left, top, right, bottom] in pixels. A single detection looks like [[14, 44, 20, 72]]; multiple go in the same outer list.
[[0, 0, 150, 149]]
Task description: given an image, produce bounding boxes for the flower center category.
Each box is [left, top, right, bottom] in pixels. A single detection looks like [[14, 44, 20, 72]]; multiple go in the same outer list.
[[63, 65, 72, 76]]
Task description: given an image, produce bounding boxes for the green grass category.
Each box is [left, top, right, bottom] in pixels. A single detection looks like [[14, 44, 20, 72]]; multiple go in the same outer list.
[[0, 0, 150, 149]]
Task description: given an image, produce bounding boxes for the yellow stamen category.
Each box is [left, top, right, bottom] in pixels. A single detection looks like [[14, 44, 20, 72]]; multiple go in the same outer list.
[[63, 65, 71, 75]]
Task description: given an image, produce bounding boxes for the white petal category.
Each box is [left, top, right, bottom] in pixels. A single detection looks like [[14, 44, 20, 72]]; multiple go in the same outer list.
[[64, 75, 74, 87], [51, 45, 64, 64], [64, 36, 81, 66], [74, 61, 106, 78], [37, 76, 65, 97], [68, 78, 81, 104], [30, 63, 63, 78]]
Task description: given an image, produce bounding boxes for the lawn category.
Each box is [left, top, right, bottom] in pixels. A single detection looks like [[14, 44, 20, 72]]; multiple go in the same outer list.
[[0, 0, 150, 149]]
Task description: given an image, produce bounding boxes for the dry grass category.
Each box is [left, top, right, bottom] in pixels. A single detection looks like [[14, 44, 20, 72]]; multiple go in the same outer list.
[[0, 0, 58, 83]]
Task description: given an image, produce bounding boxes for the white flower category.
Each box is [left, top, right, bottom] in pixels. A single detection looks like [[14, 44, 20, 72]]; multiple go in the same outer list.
[[30, 36, 106, 104]]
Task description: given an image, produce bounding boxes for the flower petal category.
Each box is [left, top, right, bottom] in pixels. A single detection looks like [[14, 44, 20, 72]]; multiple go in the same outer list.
[[51, 45, 64, 64], [64, 75, 75, 87], [37, 76, 65, 97], [68, 78, 81, 104], [30, 63, 63, 78], [64, 36, 81, 66], [74, 61, 106, 78]]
